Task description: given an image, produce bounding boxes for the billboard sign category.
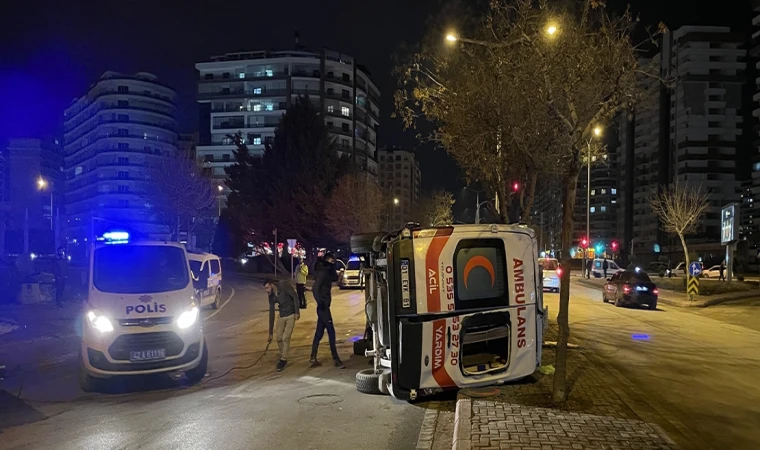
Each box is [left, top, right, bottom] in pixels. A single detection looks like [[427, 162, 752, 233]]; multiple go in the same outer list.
[[721, 203, 738, 245]]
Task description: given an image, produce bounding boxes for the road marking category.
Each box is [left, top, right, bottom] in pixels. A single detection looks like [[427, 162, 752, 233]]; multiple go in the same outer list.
[[205, 286, 236, 320]]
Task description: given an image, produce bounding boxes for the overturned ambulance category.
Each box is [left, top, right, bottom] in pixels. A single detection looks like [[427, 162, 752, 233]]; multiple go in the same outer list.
[[352, 224, 546, 401]]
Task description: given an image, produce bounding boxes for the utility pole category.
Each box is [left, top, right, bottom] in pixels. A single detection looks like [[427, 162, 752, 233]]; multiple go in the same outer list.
[[475, 191, 481, 224]]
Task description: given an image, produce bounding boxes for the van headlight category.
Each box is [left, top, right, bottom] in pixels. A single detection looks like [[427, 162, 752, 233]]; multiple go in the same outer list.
[[87, 310, 114, 333], [176, 306, 199, 329]]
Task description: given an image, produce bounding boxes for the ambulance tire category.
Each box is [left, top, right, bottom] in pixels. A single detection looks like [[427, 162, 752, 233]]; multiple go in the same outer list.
[[356, 369, 383, 395], [186, 343, 208, 384], [211, 289, 221, 310]]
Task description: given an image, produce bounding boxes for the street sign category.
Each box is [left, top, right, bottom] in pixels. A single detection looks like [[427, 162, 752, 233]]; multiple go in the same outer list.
[[721, 203, 738, 244], [687, 276, 699, 297], [688, 262, 702, 277]]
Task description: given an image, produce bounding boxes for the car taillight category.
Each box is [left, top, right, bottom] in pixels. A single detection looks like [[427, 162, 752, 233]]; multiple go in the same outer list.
[[623, 284, 631, 294], [556, 267, 563, 277], [653, 288, 659, 295]]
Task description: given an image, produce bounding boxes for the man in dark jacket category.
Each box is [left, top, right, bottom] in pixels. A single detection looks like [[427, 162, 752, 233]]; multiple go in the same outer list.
[[265, 279, 300, 372], [309, 253, 345, 369]]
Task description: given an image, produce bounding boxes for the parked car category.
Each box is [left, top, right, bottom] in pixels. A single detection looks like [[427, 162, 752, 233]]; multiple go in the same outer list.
[[702, 265, 722, 278], [646, 262, 668, 277], [602, 269, 659, 310], [538, 257, 561, 293], [591, 259, 624, 278]]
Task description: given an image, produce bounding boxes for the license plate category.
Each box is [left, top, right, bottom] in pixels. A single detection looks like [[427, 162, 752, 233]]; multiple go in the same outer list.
[[400, 260, 411, 308], [130, 349, 166, 362], [636, 286, 648, 292]]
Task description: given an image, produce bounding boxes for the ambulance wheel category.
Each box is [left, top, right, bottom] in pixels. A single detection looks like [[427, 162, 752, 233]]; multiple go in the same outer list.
[[78, 353, 97, 393], [186, 343, 208, 384], [211, 289, 221, 310], [356, 369, 382, 395]]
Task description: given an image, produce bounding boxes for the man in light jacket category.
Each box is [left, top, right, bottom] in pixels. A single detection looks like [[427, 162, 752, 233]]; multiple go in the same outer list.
[[265, 279, 300, 372]]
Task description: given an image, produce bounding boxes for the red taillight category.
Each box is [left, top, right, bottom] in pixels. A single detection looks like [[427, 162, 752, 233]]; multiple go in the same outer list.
[[653, 288, 659, 296], [556, 267, 563, 277], [623, 284, 631, 294]]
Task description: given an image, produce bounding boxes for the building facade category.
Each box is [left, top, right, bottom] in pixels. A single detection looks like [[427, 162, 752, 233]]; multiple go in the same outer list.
[[377, 147, 420, 228], [618, 26, 747, 261], [63, 72, 179, 241], [195, 49, 380, 191]]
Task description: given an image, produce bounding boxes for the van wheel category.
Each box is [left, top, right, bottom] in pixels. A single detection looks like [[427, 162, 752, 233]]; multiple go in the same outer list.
[[614, 297, 623, 307], [356, 369, 382, 395], [602, 294, 608, 303], [78, 353, 97, 393], [186, 343, 208, 384], [211, 289, 221, 310]]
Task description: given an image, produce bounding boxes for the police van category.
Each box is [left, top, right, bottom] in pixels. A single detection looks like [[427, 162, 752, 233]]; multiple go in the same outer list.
[[188, 251, 223, 309], [78, 232, 207, 391], [352, 224, 546, 401]]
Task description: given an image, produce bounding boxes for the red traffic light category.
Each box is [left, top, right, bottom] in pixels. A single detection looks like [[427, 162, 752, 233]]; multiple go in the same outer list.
[[512, 182, 520, 192], [580, 238, 588, 248], [611, 241, 619, 251]]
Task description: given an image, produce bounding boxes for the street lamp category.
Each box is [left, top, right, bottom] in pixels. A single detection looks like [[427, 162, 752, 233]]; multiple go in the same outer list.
[[216, 185, 224, 217], [37, 177, 53, 230], [393, 198, 400, 205], [546, 24, 558, 36], [445, 34, 458, 43], [583, 126, 603, 276]]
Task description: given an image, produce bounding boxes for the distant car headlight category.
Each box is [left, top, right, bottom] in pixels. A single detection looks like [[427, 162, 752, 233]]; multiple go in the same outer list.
[[87, 310, 114, 333], [176, 306, 199, 329]]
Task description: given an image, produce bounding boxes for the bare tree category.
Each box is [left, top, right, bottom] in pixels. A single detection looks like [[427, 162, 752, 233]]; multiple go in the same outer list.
[[396, 0, 650, 401], [417, 190, 455, 227], [145, 153, 216, 241], [649, 183, 709, 278], [326, 173, 386, 243]]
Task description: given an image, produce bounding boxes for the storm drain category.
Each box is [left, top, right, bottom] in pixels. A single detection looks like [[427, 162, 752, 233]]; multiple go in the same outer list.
[[297, 394, 344, 406]]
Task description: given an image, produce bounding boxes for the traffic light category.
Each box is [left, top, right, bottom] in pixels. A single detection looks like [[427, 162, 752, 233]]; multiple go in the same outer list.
[[595, 243, 604, 254], [611, 241, 619, 251], [512, 182, 520, 192], [580, 237, 588, 248]]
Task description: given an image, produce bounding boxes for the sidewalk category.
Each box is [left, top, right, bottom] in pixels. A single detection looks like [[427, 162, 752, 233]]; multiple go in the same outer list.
[[576, 277, 759, 308], [420, 325, 694, 450]]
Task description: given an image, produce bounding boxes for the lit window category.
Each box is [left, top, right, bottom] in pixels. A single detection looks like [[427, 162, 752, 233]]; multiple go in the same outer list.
[[341, 106, 350, 117], [611, 200, 617, 204], [253, 87, 262, 95], [590, 207, 596, 213], [328, 105, 334, 113], [265, 69, 273, 77], [591, 156, 597, 162], [253, 104, 262, 111], [591, 190, 595, 195], [265, 104, 274, 111], [253, 137, 261, 145], [611, 188, 617, 194], [238, 73, 245, 79], [601, 189, 606, 194], [601, 206, 607, 212]]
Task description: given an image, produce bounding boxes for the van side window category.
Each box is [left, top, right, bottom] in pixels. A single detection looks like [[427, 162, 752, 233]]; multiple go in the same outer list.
[[453, 238, 509, 309], [210, 259, 221, 274]]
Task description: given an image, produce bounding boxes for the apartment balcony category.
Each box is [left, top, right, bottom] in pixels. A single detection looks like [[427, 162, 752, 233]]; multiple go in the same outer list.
[[291, 69, 321, 79], [200, 71, 288, 83], [324, 90, 352, 102], [324, 73, 353, 88]]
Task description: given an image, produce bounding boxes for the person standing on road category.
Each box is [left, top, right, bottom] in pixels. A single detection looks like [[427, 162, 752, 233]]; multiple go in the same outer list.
[[54, 247, 68, 308], [296, 259, 308, 309], [602, 258, 609, 279], [719, 260, 726, 281], [265, 278, 300, 372], [309, 253, 346, 369], [586, 259, 593, 279]]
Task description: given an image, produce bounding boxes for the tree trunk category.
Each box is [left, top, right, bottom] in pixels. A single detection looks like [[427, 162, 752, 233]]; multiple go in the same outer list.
[[553, 169, 580, 403], [497, 184, 510, 223], [521, 172, 539, 224], [679, 232, 690, 295]]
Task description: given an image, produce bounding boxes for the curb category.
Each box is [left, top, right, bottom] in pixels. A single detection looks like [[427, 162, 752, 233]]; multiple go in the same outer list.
[[451, 399, 472, 450], [416, 408, 440, 449]]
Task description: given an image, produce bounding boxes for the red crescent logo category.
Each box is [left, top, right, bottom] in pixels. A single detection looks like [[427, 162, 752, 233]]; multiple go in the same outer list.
[[463, 255, 495, 289]]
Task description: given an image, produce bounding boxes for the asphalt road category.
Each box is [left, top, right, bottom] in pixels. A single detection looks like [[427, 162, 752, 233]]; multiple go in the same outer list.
[[543, 281, 760, 450], [0, 276, 425, 450]]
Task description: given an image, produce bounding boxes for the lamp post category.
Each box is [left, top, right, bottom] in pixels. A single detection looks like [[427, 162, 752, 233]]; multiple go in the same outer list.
[[37, 177, 53, 230], [217, 185, 224, 217], [583, 126, 603, 276]]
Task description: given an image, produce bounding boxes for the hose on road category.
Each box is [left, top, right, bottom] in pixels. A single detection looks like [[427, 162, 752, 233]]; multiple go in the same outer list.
[[202, 340, 271, 384]]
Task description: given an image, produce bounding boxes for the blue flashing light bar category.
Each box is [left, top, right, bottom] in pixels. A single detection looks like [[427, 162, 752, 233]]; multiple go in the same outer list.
[[631, 333, 650, 341], [349, 256, 361, 262], [102, 231, 130, 244]]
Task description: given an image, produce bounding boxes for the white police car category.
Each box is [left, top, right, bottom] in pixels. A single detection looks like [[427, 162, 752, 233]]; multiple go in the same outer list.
[[78, 232, 207, 391]]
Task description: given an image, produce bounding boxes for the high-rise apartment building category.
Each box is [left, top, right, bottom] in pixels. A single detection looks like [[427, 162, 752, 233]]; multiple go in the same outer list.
[[618, 26, 746, 258], [195, 49, 380, 190], [748, 1, 760, 243], [63, 72, 179, 241], [377, 147, 420, 228]]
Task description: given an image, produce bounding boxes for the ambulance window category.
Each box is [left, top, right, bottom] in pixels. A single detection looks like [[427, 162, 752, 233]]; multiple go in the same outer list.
[[210, 259, 221, 274], [454, 239, 508, 306]]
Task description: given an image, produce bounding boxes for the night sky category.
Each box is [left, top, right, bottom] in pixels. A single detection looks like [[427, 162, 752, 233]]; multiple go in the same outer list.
[[0, 0, 750, 194]]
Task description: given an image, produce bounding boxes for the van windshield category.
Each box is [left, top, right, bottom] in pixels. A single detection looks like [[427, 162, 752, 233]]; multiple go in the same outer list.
[[540, 260, 559, 270], [94, 245, 190, 294], [346, 261, 362, 271]]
